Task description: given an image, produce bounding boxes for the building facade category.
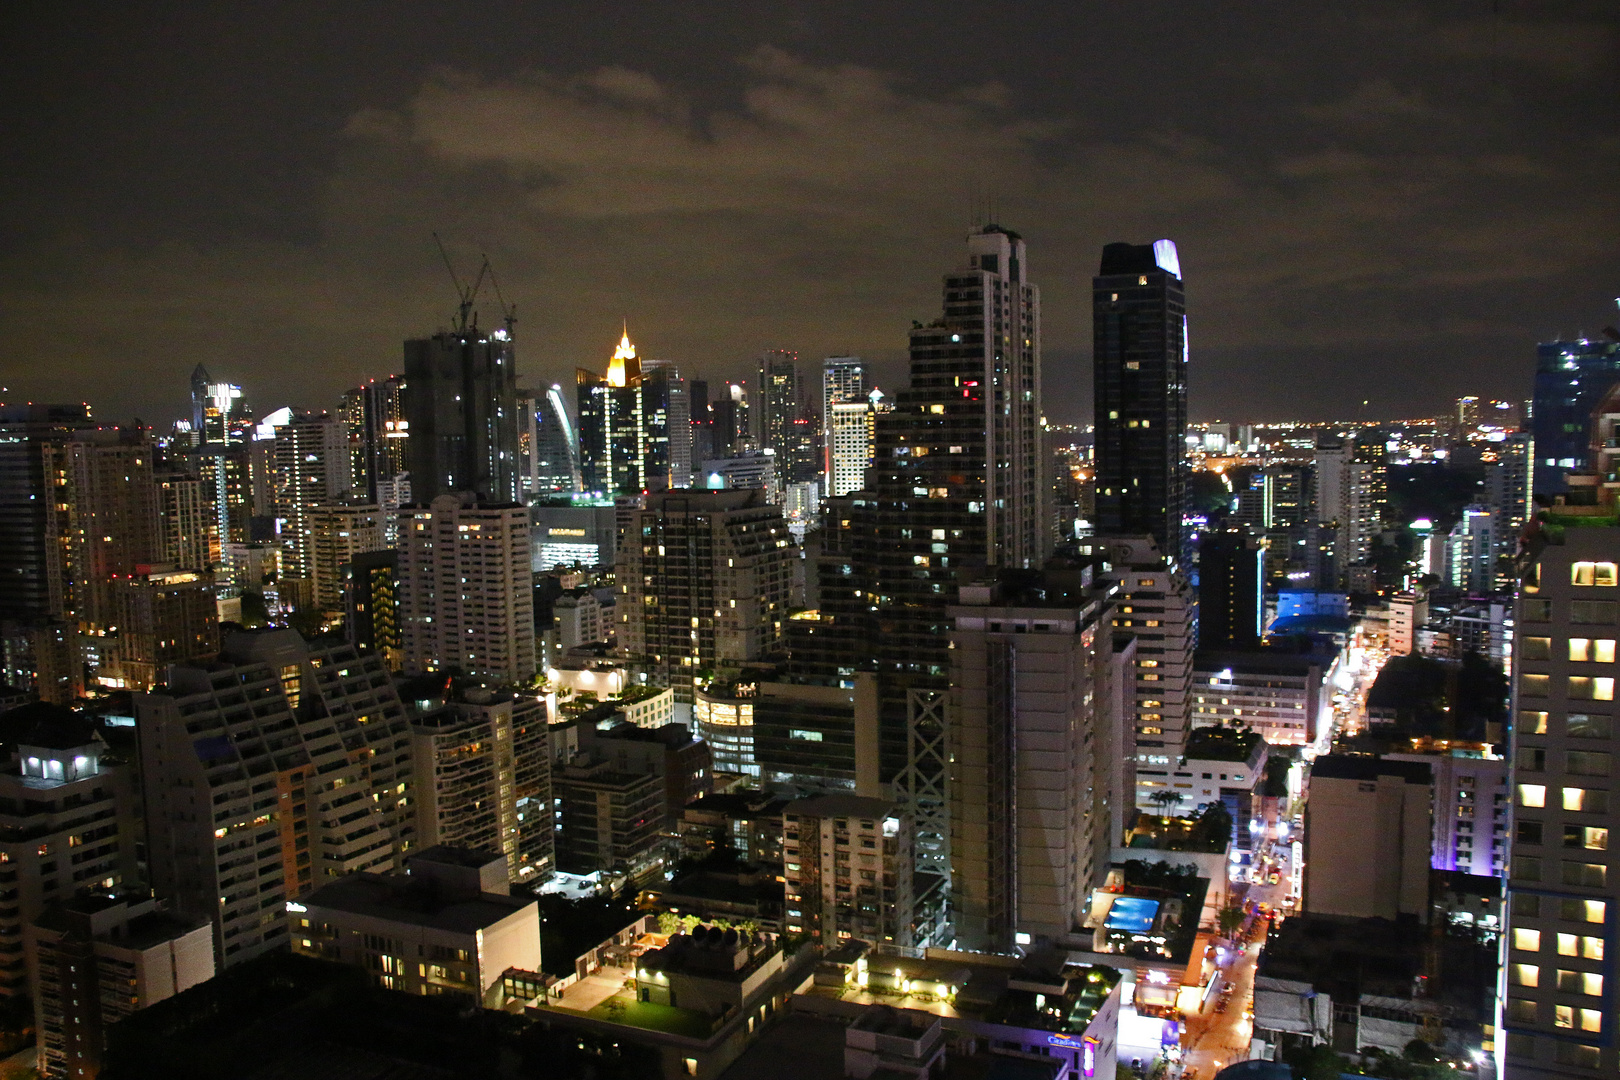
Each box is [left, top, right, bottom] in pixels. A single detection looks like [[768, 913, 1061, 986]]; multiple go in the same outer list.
[[783, 794, 913, 947]]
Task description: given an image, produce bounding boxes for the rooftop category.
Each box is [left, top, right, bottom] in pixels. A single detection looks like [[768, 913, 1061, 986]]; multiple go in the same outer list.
[[303, 872, 533, 936], [1310, 755, 1433, 785], [1183, 725, 1264, 764], [785, 793, 900, 820]]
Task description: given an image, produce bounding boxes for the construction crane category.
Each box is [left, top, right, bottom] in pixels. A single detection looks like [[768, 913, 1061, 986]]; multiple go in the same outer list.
[[484, 253, 517, 339], [433, 233, 489, 333]]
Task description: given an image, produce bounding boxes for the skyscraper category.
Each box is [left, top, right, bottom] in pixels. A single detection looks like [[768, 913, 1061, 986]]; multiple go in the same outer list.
[[0, 404, 93, 622], [756, 351, 819, 485], [340, 375, 409, 504], [576, 329, 691, 496], [1315, 433, 1387, 586], [1531, 336, 1620, 497], [823, 357, 877, 497], [269, 410, 352, 610], [1092, 240, 1188, 564], [517, 384, 579, 497], [790, 225, 1045, 883], [402, 325, 520, 505], [1198, 525, 1265, 650]]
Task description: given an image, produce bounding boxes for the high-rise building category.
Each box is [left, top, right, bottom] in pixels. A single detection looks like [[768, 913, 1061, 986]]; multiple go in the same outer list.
[[188, 371, 254, 576], [1487, 430, 1533, 561], [1315, 433, 1386, 586], [1198, 525, 1265, 649], [617, 489, 794, 715], [403, 325, 520, 505], [1501, 512, 1620, 1076], [308, 500, 385, 615], [41, 429, 163, 634], [518, 384, 580, 497], [344, 549, 401, 670], [0, 705, 137, 996], [576, 329, 693, 496], [398, 493, 535, 685], [136, 630, 414, 968], [788, 226, 1045, 882], [0, 405, 93, 623], [756, 351, 820, 486], [113, 566, 220, 691], [823, 356, 879, 498], [409, 687, 552, 881], [1531, 336, 1620, 497], [340, 375, 409, 504], [156, 470, 218, 571], [782, 794, 914, 947], [269, 411, 353, 594], [1446, 505, 1497, 593], [946, 563, 1133, 951], [1086, 535, 1196, 808], [27, 895, 213, 1080], [1092, 240, 1188, 563]]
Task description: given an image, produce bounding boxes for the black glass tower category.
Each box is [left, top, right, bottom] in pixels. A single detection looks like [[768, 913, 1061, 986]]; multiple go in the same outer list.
[[1092, 240, 1188, 564]]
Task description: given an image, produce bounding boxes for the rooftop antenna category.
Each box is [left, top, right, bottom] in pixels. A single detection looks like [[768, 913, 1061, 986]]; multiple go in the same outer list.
[[484, 253, 517, 338], [433, 233, 488, 333]]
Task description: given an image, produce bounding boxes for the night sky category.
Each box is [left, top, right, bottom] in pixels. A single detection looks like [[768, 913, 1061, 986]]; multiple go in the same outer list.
[[2, 2, 1616, 426]]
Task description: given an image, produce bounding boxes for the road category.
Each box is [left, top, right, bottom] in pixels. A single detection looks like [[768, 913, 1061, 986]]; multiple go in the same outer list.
[[1177, 834, 1296, 1080]]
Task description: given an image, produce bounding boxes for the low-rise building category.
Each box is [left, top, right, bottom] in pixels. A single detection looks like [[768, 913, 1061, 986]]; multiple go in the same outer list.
[[290, 846, 541, 1006], [1192, 648, 1327, 748], [1303, 756, 1433, 921], [26, 894, 213, 1079], [678, 792, 788, 865]]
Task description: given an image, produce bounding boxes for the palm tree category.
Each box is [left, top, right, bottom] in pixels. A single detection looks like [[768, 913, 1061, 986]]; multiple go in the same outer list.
[[1149, 791, 1185, 817]]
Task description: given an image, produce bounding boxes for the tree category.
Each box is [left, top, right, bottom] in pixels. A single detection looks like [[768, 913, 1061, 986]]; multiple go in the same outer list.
[[1217, 902, 1246, 939], [1149, 791, 1185, 817], [1283, 1044, 1350, 1080]]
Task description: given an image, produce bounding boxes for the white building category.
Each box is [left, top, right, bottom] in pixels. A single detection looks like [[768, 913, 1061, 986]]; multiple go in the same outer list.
[[308, 500, 384, 614], [1446, 506, 1497, 593], [291, 847, 542, 1006], [400, 493, 536, 685], [1388, 751, 1508, 878], [1192, 649, 1328, 748], [783, 795, 913, 947]]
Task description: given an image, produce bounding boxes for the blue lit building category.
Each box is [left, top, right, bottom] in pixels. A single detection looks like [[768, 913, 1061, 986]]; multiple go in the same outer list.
[[1531, 337, 1620, 496]]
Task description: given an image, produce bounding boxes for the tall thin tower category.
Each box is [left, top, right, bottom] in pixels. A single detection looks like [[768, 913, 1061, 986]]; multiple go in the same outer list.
[[1092, 240, 1188, 564]]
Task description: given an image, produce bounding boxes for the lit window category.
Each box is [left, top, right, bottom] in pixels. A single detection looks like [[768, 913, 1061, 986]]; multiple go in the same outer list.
[[1515, 928, 1542, 952], [1511, 963, 1539, 987], [1519, 711, 1549, 734], [1573, 561, 1619, 586], [1519, 784, 1546, 808], [1557, 933, 1578, 956]]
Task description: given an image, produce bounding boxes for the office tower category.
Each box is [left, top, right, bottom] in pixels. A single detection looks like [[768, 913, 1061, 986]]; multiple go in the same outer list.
[[946, 564, 1133, 951], [402, 321, 520, 505], [530, 499, 618, 571], [756, 351, 820, 485], [1531, 335, 1620, 497], [782, 794, 914, 947], [290, 847, 542, 1002], [1446, 506, 1497, 593], [697, 451, 782, 506], [268, 411, 353, 609], [1198, 525, 1265, 649], [345, 549, 401, 670], [711, 381, 749, 456], [617, 489, 793, 715], [1092, 240, 1188, 563], [340, 375, 409, 503], [0, 405, 93, 622], [27, 895, 213, 1079], [1090, 535, 1196, 807], [308, 500, 384, 615], [189, 372, 255, 570], [398, 493, 535, 685], [136, 629, 414, 967], [1502, 512, 1620, 1076], [113, 567, 220, 691], [1315, 433, 1386, 585], [156, 470, 217, 570], [576, 330, 691, 496], [0, 706, 137, 996], [1304, 756, 1433, 920], [518, 384, 580, 497]]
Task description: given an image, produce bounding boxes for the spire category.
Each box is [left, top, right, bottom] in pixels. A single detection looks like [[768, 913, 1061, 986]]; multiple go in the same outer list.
[[607, 323, 639, 388]]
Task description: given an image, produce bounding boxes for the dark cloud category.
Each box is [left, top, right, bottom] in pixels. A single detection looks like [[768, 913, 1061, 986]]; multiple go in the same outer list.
[[0, 2, 1615, 424]]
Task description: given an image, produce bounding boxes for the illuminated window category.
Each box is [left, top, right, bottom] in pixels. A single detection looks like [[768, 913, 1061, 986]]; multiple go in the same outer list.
[[1519, 711, 1549, 734], [1569, 714, 1612, 739], [1515, 928, 1542, 952], [1580, 1009, 1602, 1033], [1572, 561, 1618, 586], [1565, 787, 1609, 813], [1584, 936, 1605, 961], [1569, 677, 1615, 701], [1556, 1004, 1574, 1028], [1519, 784, 1546, 808], [1510, 963, 1539, 987]]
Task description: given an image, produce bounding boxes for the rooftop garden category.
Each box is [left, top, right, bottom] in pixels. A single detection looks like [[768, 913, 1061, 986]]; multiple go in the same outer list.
[[1183, 724, 1263, 763]]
